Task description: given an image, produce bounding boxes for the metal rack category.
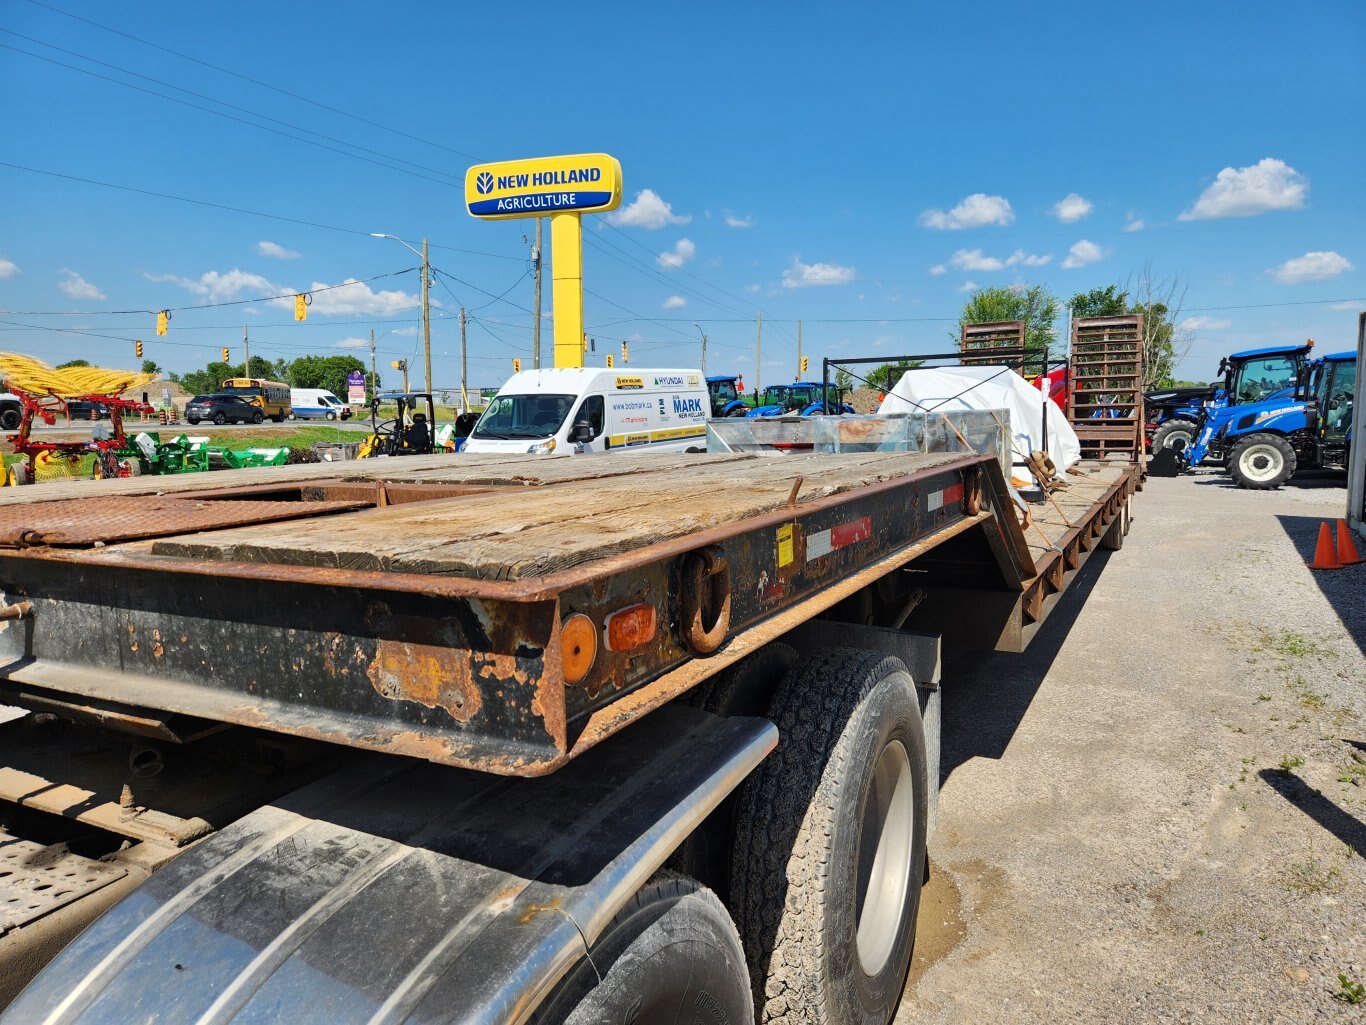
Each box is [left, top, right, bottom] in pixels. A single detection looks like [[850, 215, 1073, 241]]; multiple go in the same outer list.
[[1068, 315, 1145, 463]]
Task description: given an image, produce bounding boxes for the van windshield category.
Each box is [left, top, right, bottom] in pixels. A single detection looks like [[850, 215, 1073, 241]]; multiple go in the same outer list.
[[472, 393, 577, 439]]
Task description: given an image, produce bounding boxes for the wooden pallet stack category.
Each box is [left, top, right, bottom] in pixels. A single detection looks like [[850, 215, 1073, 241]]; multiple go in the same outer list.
[[960, 321, 1027, 370], [1068, 315, 1145, 463]]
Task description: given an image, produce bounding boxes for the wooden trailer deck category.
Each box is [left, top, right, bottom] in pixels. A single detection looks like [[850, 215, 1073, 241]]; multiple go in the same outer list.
[[0, 450, 1135, 774]]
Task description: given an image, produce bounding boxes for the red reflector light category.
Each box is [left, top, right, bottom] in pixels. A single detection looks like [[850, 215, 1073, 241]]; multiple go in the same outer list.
[[604, 603, 657, 652]]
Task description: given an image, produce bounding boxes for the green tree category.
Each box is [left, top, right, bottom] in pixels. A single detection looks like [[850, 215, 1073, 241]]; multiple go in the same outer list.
[[56, 358, 91, 370], [864, 359, 923, 393], [954, 284, 1060, 360], [287, 354, 367, 399], [140, 359, 163, 376], [1067, 285, 1130, 319]]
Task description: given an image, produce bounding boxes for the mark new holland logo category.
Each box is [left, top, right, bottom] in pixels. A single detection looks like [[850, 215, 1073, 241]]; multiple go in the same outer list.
[[476, 172, 494, 195]]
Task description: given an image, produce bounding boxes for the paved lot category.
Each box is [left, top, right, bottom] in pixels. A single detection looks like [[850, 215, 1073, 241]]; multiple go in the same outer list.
[[902, 468, 1365, 1023]]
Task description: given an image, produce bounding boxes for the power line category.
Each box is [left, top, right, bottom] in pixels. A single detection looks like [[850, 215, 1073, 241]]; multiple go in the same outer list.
[[1, 42, 463, 189], [0, 29, 465, 186], [20, 0, 484, 162], [1, 268, 418, 315], [0, 162, 522, 260]]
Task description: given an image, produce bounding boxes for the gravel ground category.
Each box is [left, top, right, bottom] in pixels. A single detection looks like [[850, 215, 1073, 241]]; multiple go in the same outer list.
[[901, 467, 1366, 1023]]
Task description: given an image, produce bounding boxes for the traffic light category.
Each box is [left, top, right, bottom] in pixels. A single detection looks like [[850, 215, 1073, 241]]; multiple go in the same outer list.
[[800, 355, 809, 374], [606, 354, 614, 368], [294, 293, 308, 321], [513, 358, 522, 373], [391, 360, 403, 370], [156, 310, 169, 336], [135, 340, 143, 358], [221, 347, 230, 363], [621, 341, 628, 364]]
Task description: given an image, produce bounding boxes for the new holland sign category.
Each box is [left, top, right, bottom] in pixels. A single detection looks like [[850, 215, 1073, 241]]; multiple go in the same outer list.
[[465, 153, 623, 220]]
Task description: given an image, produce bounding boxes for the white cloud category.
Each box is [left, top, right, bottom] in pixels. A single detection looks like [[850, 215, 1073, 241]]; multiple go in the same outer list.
[[255, 240, 301, 260], [723, 211, 754, 228], [919, 193, 1014, 230], [335, 337, 369, 349], [606, 189, 691, 229], [929, 264, 946, 276], [58, 269, 106, 300], [946, 248, 1049, 272], [145, 267, 419, 314], [1329, 301, 1363, 312], [949, 249, 1004, 271], [1124, 216, 1144, 233], [392, 325, 419, 336], [1268, 250, 1353, 284], [782, 258, 856, 288], [1178, 158, 1308, 220], [662, 295, 687, 309], [958, 280, 979, 293], [744, 283, 762, 294], [1051, 193, 1093, 223], [657, 238, 696, 270], [1179, 316, 1232, 331], [0, 258, 19, 279], [1061, 240, 1103, 269]]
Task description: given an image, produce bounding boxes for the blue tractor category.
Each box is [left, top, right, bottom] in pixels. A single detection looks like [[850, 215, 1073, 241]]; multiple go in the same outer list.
[[1170, 341, 1315, 465], [745, 382, 855, 418], [706, 375, 751, 417], [1215, 351, 1356, 490]]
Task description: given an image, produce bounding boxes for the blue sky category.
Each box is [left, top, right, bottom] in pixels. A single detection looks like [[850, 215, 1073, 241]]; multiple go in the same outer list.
[[2, 0, 1363, 391]]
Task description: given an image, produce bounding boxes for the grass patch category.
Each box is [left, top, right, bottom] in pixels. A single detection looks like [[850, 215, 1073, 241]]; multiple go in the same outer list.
[[1285, 855, 1342, 895], [1337, 973, 1365, 1005]]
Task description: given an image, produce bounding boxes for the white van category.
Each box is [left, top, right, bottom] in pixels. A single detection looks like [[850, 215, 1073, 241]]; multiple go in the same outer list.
[[289, 389, 352, 421], [462, 368, 709, 455]]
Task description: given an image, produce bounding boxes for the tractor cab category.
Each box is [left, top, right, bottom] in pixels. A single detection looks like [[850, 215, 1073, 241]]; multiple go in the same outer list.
[[361, 392, 438, 457], [706, 375, 749, 417], [746, 382, 853, 418], [1308, 353, 1356, 466]]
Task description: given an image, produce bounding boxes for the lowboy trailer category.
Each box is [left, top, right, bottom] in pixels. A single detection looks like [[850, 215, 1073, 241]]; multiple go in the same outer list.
[[0, 442, 1138, 1025]]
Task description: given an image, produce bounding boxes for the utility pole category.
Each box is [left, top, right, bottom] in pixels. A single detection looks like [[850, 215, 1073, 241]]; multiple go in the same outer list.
[[242, 325, 249, 376], [797, 320, 802, 380], [695, 323, 707, 374], [532, 219, 543, 368], [370, 329, 376, 400], [459, 307, 468, 413], [421, 238, 432, 394], [755, 309, 763, 398]]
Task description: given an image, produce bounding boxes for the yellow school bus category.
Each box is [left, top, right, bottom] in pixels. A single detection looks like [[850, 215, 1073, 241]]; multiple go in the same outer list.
[[220, 378, 291, 421]]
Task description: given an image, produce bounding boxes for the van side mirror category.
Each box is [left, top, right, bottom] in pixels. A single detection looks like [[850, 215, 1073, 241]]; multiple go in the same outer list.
[[569, 418, 595, 443]]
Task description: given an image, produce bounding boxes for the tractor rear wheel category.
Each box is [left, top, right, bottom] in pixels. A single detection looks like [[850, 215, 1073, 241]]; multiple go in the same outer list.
[[1228, 433, 1295, 490], [1151, 419, 1197, 455]]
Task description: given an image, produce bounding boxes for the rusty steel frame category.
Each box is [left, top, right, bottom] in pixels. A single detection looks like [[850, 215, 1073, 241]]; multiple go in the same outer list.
[[0, 453, 1036, 777]]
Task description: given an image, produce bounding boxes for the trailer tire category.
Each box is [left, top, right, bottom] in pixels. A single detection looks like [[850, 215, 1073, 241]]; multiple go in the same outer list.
[[1151, 418, 1197, 455], [536, 873, 752, 1025], [731, 647, 927, 1025], [1228, 433, 1296, 490]]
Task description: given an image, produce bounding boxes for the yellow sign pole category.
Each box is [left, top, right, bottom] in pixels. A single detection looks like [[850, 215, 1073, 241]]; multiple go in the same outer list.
[[551, 212, 585, 368]]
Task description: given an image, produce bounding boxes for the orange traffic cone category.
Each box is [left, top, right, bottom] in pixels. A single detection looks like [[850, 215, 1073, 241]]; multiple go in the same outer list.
[[1336, 519, 1363, 566], [1308, 521, 1341, 570]]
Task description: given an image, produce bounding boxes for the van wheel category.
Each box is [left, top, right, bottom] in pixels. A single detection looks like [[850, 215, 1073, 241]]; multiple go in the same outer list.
[[535, 873, 752, 1025], [326, 411, 337, 421], [730, 647, 927, 1025], [0, 408, 20, 431]]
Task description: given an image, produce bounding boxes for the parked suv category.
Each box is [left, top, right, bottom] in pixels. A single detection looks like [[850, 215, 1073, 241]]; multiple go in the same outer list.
[[185, 394, 263, 425]]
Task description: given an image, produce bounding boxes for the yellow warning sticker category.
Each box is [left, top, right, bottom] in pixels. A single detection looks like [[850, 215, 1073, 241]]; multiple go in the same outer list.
[[777, 524, 794, 568]]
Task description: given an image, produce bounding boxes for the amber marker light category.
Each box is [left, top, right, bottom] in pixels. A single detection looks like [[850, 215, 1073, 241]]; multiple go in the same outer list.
[[604, 604, 658, 652], [561, 613, 598, 685]]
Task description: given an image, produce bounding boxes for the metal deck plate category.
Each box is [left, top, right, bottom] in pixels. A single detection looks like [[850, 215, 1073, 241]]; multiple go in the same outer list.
[[0, 495, 368, 547], [0, 831, 128, 934]]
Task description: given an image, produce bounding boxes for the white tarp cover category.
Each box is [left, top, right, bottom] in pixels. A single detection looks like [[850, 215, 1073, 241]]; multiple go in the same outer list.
[[878, 364, 1081, 470]]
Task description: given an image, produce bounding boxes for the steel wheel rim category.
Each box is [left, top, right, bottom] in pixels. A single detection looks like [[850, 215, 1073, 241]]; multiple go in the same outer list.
[[1164, 432, 1191, 452], [1240, 445, 1281, 482], [855, 738, 914, 976]]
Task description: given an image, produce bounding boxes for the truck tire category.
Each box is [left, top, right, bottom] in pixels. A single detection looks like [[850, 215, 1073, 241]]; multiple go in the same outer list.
[[1151, 418, 1197, 455], [730, 648, 927, 1025], [0, 406, 20, 431], [536, 873, 752, 1025], [1228, 433, 1296, 490]]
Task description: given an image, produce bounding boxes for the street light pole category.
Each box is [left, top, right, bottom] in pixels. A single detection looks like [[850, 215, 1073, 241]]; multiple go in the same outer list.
[[371, 233, 432, 394], [694, 323, 707, 374]]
